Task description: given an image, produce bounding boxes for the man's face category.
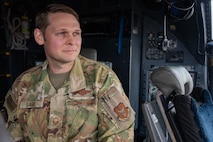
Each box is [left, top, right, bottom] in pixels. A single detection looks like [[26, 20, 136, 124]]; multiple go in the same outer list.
[[41, 12, 82, 64]]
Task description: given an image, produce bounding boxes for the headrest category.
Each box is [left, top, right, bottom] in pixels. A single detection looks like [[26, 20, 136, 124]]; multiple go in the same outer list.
[[150, 66, 194, 97], [80, 48, 97, 61]]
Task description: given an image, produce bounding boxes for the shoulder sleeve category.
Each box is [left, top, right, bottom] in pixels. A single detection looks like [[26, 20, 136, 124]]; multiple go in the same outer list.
[[2, 77, 24, 141], [97, 70, 135, 141]]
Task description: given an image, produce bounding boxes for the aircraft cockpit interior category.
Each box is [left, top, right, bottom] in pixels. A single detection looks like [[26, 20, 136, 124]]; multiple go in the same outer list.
[[0, 0, 213, 141]]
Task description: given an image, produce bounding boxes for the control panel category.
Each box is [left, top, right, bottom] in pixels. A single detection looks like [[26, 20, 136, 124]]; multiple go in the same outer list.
[[141, 16, 207, 102]]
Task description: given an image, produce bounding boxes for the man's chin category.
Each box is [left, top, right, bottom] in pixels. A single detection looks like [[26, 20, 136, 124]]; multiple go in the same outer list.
[[61, 58, 77, 63]]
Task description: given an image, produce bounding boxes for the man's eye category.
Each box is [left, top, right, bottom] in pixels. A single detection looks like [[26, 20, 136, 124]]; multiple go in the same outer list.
[[73, 32, 81, 36], [58, 32, 66, 35]]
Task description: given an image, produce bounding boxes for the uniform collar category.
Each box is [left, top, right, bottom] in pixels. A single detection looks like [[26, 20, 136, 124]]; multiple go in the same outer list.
[[41, 57, 87, 92]]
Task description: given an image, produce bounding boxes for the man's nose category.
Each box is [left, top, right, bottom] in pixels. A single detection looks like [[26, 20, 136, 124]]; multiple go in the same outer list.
[[66, 34, 75, 44]]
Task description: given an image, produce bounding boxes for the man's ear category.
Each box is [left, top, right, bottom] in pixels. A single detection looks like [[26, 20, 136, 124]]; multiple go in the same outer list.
[[34, 28, 44, 45]]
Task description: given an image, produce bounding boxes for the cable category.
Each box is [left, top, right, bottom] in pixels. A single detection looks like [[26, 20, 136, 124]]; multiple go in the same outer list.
[[165, 0, 195, 21], [7, 8, 28, 50], [165, 0, 194, 11], [162, 15, 170, 51]]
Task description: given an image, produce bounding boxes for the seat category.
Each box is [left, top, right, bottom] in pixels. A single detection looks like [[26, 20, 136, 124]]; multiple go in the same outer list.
[[142, 66, 213, 142], [0, 113, 12, 142], [80, 48, 97, 61]]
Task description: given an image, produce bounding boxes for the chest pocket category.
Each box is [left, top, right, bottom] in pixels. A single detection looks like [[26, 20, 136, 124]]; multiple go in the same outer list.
[[64, 90, 98, 140], [19, 92, 44, 109]]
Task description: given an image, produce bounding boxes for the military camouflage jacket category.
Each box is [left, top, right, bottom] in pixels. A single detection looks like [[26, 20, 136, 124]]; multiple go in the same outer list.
[[3, 55, 135, 142]]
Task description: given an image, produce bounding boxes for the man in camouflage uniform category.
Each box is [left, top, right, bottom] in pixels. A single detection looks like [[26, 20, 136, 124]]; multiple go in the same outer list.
[[2, 3, 135, 142]]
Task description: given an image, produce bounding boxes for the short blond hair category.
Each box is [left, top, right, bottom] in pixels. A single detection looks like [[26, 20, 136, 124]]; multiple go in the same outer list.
[[35, 3, 79, 33]]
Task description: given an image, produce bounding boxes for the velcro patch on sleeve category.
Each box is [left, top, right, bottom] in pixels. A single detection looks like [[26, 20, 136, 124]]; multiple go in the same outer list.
[[101, 86, 135, 128]]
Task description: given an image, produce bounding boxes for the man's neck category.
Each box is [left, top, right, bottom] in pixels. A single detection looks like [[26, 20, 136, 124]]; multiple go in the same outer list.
[[47, 61, 74, 74]]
